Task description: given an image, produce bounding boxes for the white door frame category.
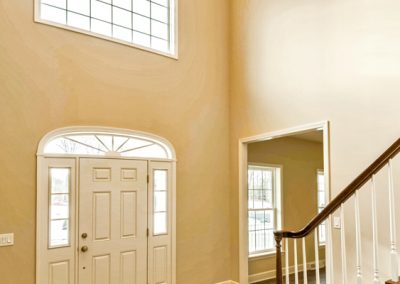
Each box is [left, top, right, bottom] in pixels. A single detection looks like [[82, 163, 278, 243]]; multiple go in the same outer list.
[[36, 126, 177, 284], [238, 121, 331, 284]]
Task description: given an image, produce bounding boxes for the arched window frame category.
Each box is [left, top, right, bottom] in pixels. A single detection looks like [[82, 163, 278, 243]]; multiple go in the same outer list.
[[37, 126, 177, 161]]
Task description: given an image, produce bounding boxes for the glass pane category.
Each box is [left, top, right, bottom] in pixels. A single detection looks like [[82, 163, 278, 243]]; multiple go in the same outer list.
[[248, 189, 254, 209], [248, 170, 254, 189], [154, 191, 167, 212], [248, 211, 256, 231], [124, 144, 166, 158], [67, 12, 90, 31], [151, 20, 168, 40], [255, 230, 266, 251], [154, 212, 167, 235], [91, 19, 112, 37], [113, 0, 131, 10], [255, 211, 264, 230], [152, 0, 169, 7], [151, 3, 168, 23], [132, 0, 150, 17], [265, 229, 274, 249], [248, 231, 256, 253], [264, 190, 272, 208], [42, 0, 66, 9], [50, 219, 69, 247], [41, 4, 67, 25], [265, 210, 274, 229], [133, 31, 151, 47], [154, 170, 167, 191], [132, 14, 150, 34], [113, 25, 132, 42], [50, 168, 69, 193], [253, 170, 263, 189], [253, 190, 263, 209], [113, 7, 132, 29], [51, 194, 69, 219], [263, 170, 273, 189], [91, 0, 112, 22], [68, 0, 90, 15]]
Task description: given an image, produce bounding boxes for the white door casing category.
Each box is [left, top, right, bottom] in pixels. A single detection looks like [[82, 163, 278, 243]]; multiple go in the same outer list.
[[36, 127, 176, 284]]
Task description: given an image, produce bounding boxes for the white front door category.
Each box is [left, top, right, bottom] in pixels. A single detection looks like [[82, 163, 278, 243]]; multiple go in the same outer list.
[[78, 158, 148, 284]]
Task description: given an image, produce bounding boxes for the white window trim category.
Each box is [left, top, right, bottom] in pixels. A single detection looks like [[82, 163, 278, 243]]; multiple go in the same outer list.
[[247, 162, 283, 258], [34, 0, 179, 59]]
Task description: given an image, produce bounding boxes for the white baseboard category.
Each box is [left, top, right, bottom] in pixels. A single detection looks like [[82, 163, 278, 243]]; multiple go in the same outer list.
[[215, 281, 240, 284], [248, 260, 325, 283]]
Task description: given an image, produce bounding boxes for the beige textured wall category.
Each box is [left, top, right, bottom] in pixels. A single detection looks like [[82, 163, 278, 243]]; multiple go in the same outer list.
[[0, 1, 231, 283], [230, 0, 400, 281], [247, 137, 324, 276]]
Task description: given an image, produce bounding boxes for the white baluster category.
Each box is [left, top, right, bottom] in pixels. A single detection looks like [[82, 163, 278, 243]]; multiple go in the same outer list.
[[354, 191, 363, 284], [285, 238, 290, 284], [371, 176, 380, 284], [314, 229, 320, 284], [294, 239, 299, 284], [340, 204, 347, 284], [326, 214, 334, 284], [302, 237, 308, 283], [388, 160, 399, 281]]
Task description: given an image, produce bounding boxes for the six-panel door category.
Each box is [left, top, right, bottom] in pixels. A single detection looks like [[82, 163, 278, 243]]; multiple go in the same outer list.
[[78, 158, 148, 284]]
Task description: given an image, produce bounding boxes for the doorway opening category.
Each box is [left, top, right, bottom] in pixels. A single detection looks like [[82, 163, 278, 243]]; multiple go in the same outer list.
[[238, 121, 331, 284], [36, 126, 176, 284]]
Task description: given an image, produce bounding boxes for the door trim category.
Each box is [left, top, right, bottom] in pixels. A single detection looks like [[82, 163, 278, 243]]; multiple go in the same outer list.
[[36, 127, 177, 284], [238, 121, 331, 284]]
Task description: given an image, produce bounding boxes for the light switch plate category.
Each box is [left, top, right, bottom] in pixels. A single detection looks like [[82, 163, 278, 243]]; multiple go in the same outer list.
[[0, 233, 14, 246], [333, 217, 341, 229]]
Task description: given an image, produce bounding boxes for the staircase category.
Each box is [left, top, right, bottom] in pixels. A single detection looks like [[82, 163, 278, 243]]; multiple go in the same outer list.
[[274, 139, 400, 284]]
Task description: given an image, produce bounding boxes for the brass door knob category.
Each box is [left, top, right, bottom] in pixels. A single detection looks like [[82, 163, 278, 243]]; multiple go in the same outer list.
[[81, 246, 89, 252], [81, 233, 88, 239]]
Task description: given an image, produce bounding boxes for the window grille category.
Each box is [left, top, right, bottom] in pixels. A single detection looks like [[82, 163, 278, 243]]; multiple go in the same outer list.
[[36, 0, 176, 56]]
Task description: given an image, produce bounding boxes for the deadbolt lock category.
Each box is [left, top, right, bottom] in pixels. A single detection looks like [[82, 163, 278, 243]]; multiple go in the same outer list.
[[81, 233, 88, 239]]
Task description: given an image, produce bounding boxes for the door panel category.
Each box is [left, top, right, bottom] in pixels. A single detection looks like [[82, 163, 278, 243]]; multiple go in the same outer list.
[[79, 158, 147, 284]]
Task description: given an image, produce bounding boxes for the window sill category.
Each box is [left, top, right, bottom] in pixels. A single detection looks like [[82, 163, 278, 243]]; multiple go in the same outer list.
[[249, 250, 284, 261]]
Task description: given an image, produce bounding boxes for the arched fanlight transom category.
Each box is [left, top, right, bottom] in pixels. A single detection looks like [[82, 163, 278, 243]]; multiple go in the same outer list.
[[41, 128, 174, 159]]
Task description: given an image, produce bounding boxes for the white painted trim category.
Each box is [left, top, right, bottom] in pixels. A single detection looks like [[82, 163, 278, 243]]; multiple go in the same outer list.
[[34, 0, 179, 59], [238, 121, 331, 284], [37, 126, 177, 160], [37, 127, 177, 284], [248, 260, 326, 283]]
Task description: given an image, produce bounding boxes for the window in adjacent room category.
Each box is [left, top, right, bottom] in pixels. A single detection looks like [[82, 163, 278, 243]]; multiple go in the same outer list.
[[35, 0, 176, 56], [317, 169, 326, 245], [248, 165, 282, 256]]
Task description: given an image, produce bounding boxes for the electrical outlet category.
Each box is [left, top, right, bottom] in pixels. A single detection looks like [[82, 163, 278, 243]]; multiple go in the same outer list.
[[0, 233, 14, 246]]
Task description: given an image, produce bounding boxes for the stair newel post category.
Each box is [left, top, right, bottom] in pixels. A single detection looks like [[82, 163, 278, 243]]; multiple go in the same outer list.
[[275, 232, 283, 284]]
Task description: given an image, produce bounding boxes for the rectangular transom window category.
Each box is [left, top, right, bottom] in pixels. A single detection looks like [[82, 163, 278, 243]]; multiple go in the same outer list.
[[248, 165, 282, 256], [35, 0, 176, 57]]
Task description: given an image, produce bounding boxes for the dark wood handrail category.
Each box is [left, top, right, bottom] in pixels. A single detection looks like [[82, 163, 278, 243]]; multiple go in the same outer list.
[[274, 138, 400, 284], [274, 138, 400, 239]]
